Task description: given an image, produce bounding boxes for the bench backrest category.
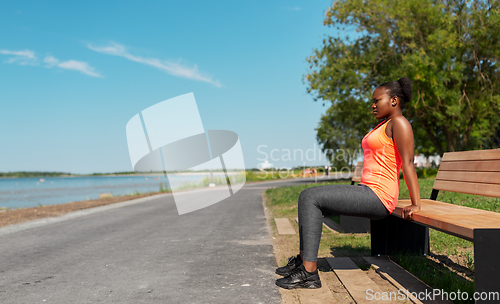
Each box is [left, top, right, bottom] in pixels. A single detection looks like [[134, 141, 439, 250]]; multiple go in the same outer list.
[[434, 149, 500, 198], [352, 161, 363, 183]]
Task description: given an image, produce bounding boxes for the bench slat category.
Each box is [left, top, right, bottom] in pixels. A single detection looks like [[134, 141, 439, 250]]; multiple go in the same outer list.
[[433, 180, 500, 198], [352, 161, 363, 182], [438, 160, 500, 172], [435, 171, 500, 185], [395, 199, 500, 240], [441, 149, 500, 161]]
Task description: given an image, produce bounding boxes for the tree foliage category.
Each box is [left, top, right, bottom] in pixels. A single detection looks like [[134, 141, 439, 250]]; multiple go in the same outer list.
[[316, 98, 371, 168], [307, 0, 500, 156]]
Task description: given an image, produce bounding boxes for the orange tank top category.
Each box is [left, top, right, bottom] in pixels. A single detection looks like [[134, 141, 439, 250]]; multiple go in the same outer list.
[[360, 119, 402, 213]]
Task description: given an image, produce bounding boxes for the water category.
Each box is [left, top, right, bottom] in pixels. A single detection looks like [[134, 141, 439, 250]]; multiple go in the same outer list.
[[0, 174, 223, 209]]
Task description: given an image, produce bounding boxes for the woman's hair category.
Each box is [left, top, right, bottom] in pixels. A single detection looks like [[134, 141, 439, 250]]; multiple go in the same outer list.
[[379, 77, 412, 109]]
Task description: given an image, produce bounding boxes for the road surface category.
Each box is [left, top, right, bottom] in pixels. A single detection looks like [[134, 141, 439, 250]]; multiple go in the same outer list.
[[0, 175, 346, 303]]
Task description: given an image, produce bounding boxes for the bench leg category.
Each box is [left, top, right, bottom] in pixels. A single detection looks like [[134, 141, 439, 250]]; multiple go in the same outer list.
[[474, 229, 500, 303], [340, 215, 370, 233], [370, 216, 429, 256]]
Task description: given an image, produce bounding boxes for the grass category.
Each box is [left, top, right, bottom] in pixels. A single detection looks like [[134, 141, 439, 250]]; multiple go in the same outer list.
[[429, 229, 473, 260], [165, 172, 248, 192], [392, 254, 474, 304], [264, 180, 351, 218], [330, 214, 340, 225], [321, 231, 371, 257], [127, 190, 143, 196], [264, 177, 500, 304], [246, 169, 303, 181], [159, 182, 169, 193], [246, 168, 346, 181]]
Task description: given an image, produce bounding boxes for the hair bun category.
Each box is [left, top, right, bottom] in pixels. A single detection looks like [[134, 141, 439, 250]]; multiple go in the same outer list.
[[397, 77, 412, 103]]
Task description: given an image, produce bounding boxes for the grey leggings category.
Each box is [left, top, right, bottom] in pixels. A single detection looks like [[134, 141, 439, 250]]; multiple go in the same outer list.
[[298, 184, 390, 262]]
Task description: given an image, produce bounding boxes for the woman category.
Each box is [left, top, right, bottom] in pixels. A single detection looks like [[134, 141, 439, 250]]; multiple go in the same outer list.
[[275, 77, 421, 289]]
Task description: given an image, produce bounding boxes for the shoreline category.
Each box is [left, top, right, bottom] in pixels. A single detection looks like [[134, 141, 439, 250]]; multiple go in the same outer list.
[[0, 192, 165, 228], [0, 175, 347, 229], [0, 172, 243, 179]]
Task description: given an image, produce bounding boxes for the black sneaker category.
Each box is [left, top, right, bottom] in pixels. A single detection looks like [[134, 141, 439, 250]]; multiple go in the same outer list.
[[275, 255, 302, 276], [275, 264, 322, 289]]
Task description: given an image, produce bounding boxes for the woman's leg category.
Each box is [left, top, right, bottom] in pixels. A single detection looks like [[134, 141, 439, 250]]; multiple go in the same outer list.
[[298, 184, 389, 271]]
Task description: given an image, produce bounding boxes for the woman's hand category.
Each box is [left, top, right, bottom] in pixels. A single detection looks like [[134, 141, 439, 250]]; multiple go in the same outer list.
[[402, 205, 420, 221]]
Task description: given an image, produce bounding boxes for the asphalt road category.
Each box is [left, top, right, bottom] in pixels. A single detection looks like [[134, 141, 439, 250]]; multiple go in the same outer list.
[[0, 175, 345, 304]]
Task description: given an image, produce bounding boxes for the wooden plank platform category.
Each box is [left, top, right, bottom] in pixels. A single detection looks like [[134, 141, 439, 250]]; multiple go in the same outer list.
[[326, 257, 385, 303], [274, 218, 296, 235], [364, 256, 452, 304], [296, 271, 340, 304], [294, 217, 340, 234]]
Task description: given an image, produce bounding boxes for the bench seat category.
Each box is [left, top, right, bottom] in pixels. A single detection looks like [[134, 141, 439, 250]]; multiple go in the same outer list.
[[395, 199, 500, 241]]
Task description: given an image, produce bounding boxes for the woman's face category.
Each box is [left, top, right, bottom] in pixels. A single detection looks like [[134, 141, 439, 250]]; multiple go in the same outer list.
[[371, 87, 393, 120]]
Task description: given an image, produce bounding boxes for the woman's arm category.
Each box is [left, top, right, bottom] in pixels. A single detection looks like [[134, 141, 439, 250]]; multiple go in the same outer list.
[[392, 116, 421, 220]]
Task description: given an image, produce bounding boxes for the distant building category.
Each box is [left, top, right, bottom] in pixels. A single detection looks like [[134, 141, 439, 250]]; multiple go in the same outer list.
[[257, 160, 274, 171], [414, 154, 441, 168]]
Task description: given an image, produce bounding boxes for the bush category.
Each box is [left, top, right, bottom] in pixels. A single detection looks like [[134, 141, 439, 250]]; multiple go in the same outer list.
[[399, 167, 439, 179], [416, 167, 439, 178]]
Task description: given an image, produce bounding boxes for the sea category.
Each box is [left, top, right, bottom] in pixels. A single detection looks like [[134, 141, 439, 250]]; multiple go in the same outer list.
[[0, 174, 221, 209]]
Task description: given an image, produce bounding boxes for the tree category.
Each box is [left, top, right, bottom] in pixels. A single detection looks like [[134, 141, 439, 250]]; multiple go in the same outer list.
[[306, 0, 500, 155], [316, 97, 372, 168]]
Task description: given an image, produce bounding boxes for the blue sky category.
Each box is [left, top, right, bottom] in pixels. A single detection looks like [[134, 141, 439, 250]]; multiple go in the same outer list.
[[0, 0, 339, 174]]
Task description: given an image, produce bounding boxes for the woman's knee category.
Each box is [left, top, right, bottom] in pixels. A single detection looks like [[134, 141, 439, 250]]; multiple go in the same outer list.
[[298, 188, 315, 209], [298, 188, 310, 203]]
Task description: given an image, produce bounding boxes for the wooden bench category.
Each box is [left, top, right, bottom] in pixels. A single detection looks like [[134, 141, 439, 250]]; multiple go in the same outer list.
[[371, 149, 500, 299]]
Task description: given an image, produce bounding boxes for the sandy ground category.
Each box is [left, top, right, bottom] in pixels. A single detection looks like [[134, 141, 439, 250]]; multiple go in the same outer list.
[[0, 192, 162, 228]]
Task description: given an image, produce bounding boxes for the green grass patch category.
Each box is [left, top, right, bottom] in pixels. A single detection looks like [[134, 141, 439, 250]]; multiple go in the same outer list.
[[321, 233, 371, 257], [398, 177, 435, 199], [392, 254, 474, 304], [264, 180, 350, 218], [246, 169, 304, 181], [330, 214, 340, 225], [430, 229, 473, 261]]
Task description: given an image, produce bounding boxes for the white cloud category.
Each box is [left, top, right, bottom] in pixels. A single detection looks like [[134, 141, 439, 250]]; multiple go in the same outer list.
[[0, 49, 102, 77], [43, 55, 59, 67], [0, 49, 37, 65], [0, 49, 36, 58], [45, 56, 102, 77], [88, 42, 221, 87]]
